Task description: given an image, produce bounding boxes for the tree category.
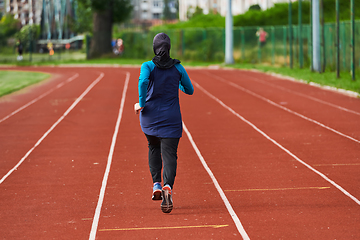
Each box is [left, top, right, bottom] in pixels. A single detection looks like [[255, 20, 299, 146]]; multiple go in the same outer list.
[[16, 24, 40, 51], [0, 14, 21, 46], [249, 4, 261, 11], [69, 0, 93, 34], [78, 0, 132, 58], [163, 0, 172, 21]]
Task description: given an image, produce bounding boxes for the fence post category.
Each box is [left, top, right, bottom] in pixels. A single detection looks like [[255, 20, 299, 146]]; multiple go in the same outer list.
[[341, 22, 346, 70], [29, 25, 33, 62], [299, 0, 303, 68], [241, 28, 245, 61], [283, 26, 287, 66], [258, 28, 262, 63], [321, 0, 325, 72], [350, 0, 355, 80], [181, 30, 184, 57], [86, 34, 91, 59], [289, 0, 293, 68], [336, 0, 340, 78], [272, 27, 275, 65]]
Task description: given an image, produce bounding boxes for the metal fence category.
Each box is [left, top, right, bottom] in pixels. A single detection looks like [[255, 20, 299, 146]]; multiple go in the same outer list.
[[1, 20, 358, 72], [118, 20, 360, 72]]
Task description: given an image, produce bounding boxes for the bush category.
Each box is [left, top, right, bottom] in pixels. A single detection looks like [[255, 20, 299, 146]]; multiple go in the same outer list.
[[0, 14, 21, 46], [15, 24, 40, 52]]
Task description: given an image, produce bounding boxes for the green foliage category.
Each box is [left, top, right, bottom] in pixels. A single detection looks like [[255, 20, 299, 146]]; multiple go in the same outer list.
[[15, 24, 40, 51], [0, 14, 21, 45], [70, 0, 93, 33], [154, 13, 225, 30], [249, 4, 261, 11], [163, 0, 172, 20], [157, 0, 359, 30], [191, 6, 204, 19], [234, 0, 359, 27], [77, 0, 133, 24], [234, 2, 311, 27], [112, 0, 133, 23]]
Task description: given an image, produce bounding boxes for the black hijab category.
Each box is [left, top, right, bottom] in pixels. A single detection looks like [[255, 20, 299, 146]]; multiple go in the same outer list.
[[152, 33, 180, 69]]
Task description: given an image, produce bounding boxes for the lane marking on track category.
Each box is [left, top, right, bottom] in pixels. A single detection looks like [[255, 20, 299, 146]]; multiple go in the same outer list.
[[236, 72, 360, 116], [313, 163, 360, 167], [207, 74, 360, 144], [89, 72, 130, 240], [99, 224, 229, 232], [225, 187, 330, 192], [183, 122, 250, 240], [193, 81, 360, 206], [0, 73, 79, 123], [0, 72, 104, 185]]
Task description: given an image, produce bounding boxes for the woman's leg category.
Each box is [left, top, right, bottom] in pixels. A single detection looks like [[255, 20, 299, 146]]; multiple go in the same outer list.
[[160, 138, 180, 189], [145, 134, 162, 183]]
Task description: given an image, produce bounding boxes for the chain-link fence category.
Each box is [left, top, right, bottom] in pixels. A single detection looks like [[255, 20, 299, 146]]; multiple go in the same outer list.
[[118, 20, 360, 72], [1, 20, 358, 72], [0, 37, 86, 64]]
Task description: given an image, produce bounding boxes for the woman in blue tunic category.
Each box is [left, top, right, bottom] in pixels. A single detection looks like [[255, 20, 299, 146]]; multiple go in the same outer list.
[[134, 33, 194, 213]]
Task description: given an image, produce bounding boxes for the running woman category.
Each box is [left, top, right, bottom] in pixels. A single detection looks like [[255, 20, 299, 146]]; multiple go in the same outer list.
[[134, 33, 194, 213]]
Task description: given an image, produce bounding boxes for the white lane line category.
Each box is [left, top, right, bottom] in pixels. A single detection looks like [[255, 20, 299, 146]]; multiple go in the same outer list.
[[194, 81, 360, 206], [0, 73, 79, 123], [89, 72, 130, 240], [183, 122, 250, 240], [239, 72, 360, 116], [0, 72, 104, 185], [208, 74, 360, 144]]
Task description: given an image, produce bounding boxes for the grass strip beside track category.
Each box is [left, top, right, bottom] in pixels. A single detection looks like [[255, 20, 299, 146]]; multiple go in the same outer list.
[[0, 70, 50, 97]]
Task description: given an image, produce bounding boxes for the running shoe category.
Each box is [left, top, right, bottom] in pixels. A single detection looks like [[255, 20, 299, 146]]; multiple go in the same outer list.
[[152, 182, 162, 201], [161, 185, 173, 213]]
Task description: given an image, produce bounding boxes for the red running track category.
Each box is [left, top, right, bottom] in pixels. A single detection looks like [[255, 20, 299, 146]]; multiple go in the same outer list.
[[0, 66, 359, 239]]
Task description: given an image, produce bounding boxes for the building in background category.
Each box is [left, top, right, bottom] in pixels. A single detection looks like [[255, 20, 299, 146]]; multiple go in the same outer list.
[[179, 0, 295, 21], [4, 0, 42, 25], [132, 0, 178, 27], [0, 0, 5, 16]]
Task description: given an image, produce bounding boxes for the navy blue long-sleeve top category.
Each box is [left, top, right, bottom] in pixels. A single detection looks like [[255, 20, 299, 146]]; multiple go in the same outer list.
[[138, 61, 194, 138]]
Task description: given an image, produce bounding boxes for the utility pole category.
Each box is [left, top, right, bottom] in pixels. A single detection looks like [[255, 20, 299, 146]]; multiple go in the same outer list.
[[312, 0, 321, 72], [225, 0, 234, 64]]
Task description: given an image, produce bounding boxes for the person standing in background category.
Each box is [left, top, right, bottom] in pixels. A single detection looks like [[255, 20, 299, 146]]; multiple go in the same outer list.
[[256, 28, 268, 47], [16, 40, 23, 61]]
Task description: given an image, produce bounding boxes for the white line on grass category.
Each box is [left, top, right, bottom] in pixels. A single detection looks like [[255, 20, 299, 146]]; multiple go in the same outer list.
[[183, 122, 250, 240], [0, 73, 79, 123], [0, 72, 104, 185], [208, 74, 360, 144], [89, 72, 130, 240], [194, 81, 360, 206]]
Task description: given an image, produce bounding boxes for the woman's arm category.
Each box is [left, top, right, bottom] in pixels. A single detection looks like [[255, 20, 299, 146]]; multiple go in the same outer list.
[[175, 64, 194, 95]]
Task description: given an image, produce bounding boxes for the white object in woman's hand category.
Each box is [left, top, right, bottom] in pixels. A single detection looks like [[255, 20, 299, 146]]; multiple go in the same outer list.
[[134, 103, 144, 114]]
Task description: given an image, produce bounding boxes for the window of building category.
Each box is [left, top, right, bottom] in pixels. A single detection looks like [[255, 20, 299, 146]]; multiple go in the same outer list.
[[153, 0, 161, 8], [153, 13, 161, 19]]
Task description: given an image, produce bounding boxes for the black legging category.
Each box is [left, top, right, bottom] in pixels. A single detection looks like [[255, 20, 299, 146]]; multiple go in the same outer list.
[[145, 134, 180, 189]]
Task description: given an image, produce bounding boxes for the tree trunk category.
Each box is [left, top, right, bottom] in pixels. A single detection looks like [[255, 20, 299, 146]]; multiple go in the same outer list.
[[89, 6, 113, 58]]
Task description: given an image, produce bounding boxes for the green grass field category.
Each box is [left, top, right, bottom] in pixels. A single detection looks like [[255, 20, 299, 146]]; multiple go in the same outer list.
[[0, 70, 50, 97]]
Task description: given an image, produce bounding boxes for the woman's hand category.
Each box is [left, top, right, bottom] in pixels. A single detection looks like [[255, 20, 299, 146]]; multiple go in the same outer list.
[[134, 103, 144, 114]]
